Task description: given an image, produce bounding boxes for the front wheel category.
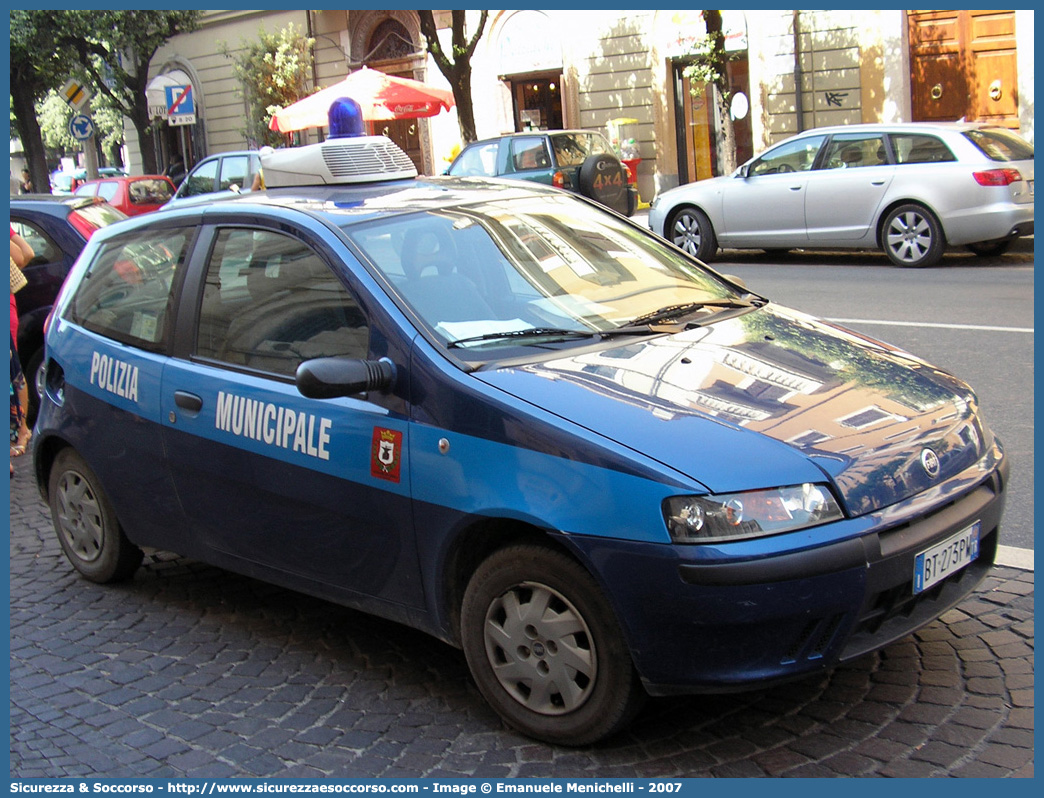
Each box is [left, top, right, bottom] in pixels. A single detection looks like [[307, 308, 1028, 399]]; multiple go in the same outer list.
[[461, 544, 645, 746], [882, 203, 944, 267], [48, 448, 143, 583], [667, 207, 718, 261]]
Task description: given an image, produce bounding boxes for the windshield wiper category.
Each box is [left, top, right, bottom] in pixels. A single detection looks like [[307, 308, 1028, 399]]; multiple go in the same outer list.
[[447, 327, 598, 349], [626, 298, 760, 328]]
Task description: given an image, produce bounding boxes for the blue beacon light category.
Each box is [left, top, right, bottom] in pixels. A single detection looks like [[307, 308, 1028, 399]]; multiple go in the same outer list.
[[328, 97, 366, 138]]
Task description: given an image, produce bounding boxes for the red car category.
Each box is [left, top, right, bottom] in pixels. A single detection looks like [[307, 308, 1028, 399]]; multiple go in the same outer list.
[[73, 174, 176, 217]]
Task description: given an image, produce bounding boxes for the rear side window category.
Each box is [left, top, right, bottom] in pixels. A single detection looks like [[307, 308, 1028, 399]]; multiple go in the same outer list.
[[195, 229, 369, 377], [129, 178, 175, 205], [510, 138, 550, 172], [819, 135, 888, 170], [890, 134, 956, 164], [218, 155, 256, 192], [67, 229, 190, 349], [964, 129, 1034, 162]]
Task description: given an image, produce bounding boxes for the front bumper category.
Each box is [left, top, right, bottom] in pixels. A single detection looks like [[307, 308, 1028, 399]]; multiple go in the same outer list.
[[566, 443, 1008, 694]]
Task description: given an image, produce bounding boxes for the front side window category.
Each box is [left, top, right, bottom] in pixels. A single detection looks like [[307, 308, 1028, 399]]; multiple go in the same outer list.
[[181, 160, 218, 197], [448, 143, 498, 177], [11, 219, 58, 264], [95, 182, 120, 203], [67, 229, 190, 349], [196, 229, 369, 377], [749, 136, 825, 176]]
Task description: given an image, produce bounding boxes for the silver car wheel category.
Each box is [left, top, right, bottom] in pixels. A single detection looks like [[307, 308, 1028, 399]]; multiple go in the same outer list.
[[668, 207, 717, 261], [482, 581, 597, 716], [883, 204, 943, 267], [54, 469, 105, 564]]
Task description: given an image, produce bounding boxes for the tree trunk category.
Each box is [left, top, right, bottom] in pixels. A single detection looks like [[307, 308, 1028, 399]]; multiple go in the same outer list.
[[11, 86, 51, 195]]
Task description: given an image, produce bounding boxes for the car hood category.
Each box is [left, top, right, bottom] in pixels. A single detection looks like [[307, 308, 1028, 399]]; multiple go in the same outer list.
[[475, 304, 988, 517]]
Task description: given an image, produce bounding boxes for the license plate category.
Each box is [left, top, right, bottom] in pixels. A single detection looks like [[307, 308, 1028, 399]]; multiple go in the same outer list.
[[913, 522, 980, 594], [1028, 180, 1034, 195]]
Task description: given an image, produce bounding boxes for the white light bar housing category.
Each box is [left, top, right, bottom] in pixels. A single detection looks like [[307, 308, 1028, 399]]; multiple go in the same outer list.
[[261, 136, 418, 187]]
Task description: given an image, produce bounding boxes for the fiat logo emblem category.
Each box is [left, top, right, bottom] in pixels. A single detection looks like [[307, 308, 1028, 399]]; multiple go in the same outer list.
[[920, 448, 941, 478]]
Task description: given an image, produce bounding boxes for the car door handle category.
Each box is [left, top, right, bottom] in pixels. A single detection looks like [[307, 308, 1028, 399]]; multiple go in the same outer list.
[[789, 185, 802, 191], [174, 391, 203, 413], [871, 180, 885, 186]]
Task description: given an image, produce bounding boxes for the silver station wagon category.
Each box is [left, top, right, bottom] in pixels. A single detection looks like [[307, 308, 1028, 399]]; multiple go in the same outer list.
[[649, 122, 1034, 267]]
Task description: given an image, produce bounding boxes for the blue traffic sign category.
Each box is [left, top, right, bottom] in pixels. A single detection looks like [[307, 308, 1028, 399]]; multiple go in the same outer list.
[[164, 84, 195, 116], [69, 114, 94, 141]]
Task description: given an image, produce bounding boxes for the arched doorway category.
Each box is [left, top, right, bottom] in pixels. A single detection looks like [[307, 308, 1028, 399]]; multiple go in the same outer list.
[[350, 11, 431, 173]]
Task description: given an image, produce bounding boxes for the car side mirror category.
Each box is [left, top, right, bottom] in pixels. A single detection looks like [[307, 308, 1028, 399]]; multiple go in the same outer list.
[[737, 164, 750, 179], [296, 357, 396, 399]]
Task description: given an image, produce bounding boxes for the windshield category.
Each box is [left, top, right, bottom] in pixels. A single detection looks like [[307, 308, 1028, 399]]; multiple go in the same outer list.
[[344, 194, 743, 353]]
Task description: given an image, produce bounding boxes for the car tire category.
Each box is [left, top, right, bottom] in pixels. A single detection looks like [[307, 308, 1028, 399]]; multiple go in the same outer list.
[[23, 346, 44, 426], [577, 154, 630, 216], [882, 203, 944, 267], [966, 239, 1012, 257], [667, 207, 718, 261], [48, 448, 143, 583], [460, 544, 645, 746]]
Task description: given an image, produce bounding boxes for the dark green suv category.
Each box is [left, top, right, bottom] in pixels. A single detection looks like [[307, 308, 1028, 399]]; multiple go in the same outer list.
[[447, 130, 638, 217]]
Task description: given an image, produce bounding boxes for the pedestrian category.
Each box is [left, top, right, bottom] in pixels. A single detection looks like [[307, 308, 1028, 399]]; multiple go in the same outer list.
[[19, 168, 33, 194], [10, 225, 33, 468], [165, 152, 186, 187]]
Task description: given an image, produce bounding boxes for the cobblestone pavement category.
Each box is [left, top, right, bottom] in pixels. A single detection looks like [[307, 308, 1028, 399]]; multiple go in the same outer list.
[[9, 461, 1034, 779]]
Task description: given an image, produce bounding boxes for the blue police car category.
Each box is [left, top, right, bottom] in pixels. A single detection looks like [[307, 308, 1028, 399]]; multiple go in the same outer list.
[[33, 99, 1008, 745]]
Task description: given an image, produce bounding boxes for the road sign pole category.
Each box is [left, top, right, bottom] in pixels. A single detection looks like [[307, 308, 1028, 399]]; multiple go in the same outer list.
[[81, 102, 100, 181]]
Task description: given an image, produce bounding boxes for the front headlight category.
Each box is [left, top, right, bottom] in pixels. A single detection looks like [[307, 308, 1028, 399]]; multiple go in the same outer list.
[[663, 483, 844, 543]]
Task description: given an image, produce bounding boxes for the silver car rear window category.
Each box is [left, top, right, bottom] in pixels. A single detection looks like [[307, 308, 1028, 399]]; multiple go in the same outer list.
[[964, 129, 1034, 162]]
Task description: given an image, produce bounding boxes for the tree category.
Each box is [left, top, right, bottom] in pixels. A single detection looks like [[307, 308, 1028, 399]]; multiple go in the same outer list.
[[683, 10, 739, 175], [54, 11, 203, 174], [417, 10, 487, 144], [221, 23, 315, 149], [10, 10, 77, 194], [38, 92, 125, 168]]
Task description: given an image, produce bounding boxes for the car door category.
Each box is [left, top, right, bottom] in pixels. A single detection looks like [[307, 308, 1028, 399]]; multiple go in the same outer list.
[[160, 219, 423, 609], [804, 133, 896, 242], [49, 224, 196, 552], [719, 134, 826, 247]]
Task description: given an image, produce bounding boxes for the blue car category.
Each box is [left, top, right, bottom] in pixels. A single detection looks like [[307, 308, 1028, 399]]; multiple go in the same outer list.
[[33, 112, 1007, 745]]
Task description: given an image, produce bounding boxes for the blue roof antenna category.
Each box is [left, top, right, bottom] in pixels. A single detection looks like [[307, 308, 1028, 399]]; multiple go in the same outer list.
[[328, 97, 366, 138]]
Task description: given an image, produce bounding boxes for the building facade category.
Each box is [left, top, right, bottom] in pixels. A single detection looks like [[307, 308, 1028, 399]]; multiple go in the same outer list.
[[136, 9, 1034, 205]]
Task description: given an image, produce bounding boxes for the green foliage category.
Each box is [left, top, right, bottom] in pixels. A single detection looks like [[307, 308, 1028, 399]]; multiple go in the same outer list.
[[38, 91, 124, 159], [221, 23, 315, 148]]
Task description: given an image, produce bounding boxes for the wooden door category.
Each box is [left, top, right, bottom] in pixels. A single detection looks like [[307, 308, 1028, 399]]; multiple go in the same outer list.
[[908, 10, 1020, 129]]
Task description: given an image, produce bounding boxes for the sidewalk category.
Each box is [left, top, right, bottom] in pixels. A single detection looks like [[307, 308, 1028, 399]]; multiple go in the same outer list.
[[8, 459, 1033, 778]]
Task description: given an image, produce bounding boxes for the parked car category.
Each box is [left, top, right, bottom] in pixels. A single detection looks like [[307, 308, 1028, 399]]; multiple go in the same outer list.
[[162, 150, 262, 209], [649, 122, 1034, 267], [447, 130, 639, 217], [73, 174, 177, 217], [9, 194, 128, 420], [51, 167, 127, 195], [33, 123, 1007, 746]]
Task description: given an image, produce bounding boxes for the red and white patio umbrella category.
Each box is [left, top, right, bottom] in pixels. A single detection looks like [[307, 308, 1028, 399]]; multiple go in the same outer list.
[[269, 66, 455, 133]]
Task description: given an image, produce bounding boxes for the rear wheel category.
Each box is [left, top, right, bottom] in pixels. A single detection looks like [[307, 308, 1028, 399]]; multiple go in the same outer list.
[[48, 449, 143, 583], [966, 239, 1012, 257], [461, 544, 645, 746], [667, 207, 718, 261], [882, 203, 944, 267]]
